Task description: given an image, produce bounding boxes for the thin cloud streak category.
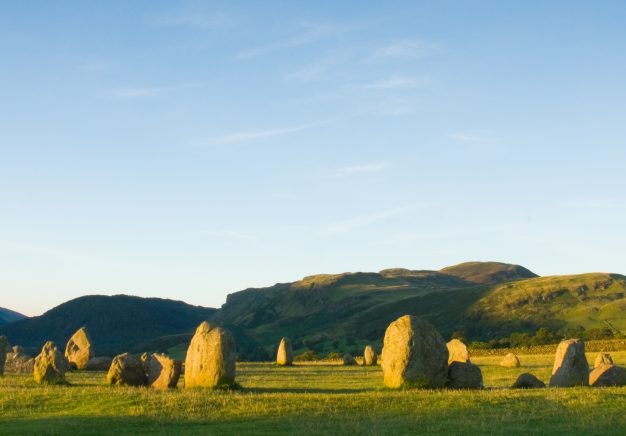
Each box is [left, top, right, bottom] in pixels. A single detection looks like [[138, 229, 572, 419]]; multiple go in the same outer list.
[[319, 205, 422, 235], [361, 75, 431, 90], [109, 82, 205, 98], [207, 118, 339, 145], [334, 162, 390, 176], [371, 39, 439, 60]]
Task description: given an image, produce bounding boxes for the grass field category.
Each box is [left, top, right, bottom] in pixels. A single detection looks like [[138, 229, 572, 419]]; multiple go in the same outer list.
[[1, 351, 626, 435]]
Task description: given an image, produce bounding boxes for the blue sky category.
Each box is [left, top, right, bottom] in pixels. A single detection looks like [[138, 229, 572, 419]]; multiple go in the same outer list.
[[2, 1, 626, 315]]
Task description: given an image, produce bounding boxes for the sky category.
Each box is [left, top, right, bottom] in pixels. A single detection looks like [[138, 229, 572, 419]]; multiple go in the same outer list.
[[1, 1, 626, 316]]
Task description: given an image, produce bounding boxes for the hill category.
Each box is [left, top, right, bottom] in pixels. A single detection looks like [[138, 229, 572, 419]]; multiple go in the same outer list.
[[0, 307, 26, 326], [0, 295, 217, 356], [213, 263, 626, 359]]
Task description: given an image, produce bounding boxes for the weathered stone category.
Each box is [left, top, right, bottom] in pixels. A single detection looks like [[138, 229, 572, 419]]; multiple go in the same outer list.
[[363, 345, 377, 366], [500, 353, 521, 368], [276, 337, 293, 366], [549, 338, 589, 387], [4, 346, 35, 374], [184, 321, 236, 389], [107, 353, 147, 386], [0, 336, 8, 376], [380, 315, 449, 388], [589, 364, 626, 387], [84, 356, 112, 371], [594, 352, 613, 368], [446, 361, 483, 389], [342, 353, 357, 366], [65, 327, 93, 370], [511, 373, 545, 389], [446, 339, 470, 364], [142, 353, 181, 389], [33, 341, 69, 385]]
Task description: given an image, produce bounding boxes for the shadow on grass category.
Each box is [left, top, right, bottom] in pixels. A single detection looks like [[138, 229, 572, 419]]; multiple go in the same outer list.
[[241, 386, 372, 394]]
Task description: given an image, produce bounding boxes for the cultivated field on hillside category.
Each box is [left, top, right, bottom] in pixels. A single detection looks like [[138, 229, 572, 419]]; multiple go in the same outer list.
[[1, 351, 625, 435]]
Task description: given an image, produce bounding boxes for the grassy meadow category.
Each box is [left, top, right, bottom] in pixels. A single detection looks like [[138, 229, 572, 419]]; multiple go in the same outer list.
[[1, 351, 626, 435]]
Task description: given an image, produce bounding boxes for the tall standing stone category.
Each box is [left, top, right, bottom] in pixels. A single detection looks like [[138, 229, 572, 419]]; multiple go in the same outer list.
[[65, 327, 93, 370], [446, 339, 470, 364], [380, 315, 449, 389], [500, 353, 521, 368], [549, 338, 589, 387], [107, 353, 146, 386], [142, 352, 182, 389], [363, 345, 377, 366], [33, 341, 69, 385], [0, 336, 8, 376], [276, 337, 293, 366], [184, 321, 236, 389]]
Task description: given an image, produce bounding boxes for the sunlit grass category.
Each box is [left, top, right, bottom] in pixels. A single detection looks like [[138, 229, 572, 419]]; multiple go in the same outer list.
[[1, 351, 625, 435]]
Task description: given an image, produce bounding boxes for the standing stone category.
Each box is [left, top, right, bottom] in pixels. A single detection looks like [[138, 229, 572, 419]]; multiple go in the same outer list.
[[549, 338, 589, 387], [0, 336, 8, 376], [276, 337, 293, 366], [342, 353, 357, 366], [446, 361, 483, 389], [184, 321, 236, 389], [106, 353, 147, 386], [85, 356, 113, 371], [500, 353, 521, 368], [589, 364, 626, 387], [363, 345, 377, 366], [446, 339, 470, 364], [4, 346, 35, 374], [142, 353, 182, 389], [380, 315, 449, 389], [594, 352, 613, 368], [511, 373, 546, 389], [65, 327, 93, 370], [33, 341, 69, 385]]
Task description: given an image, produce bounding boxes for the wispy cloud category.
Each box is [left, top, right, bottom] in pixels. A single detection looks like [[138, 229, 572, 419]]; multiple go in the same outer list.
[[558, 199, 619, 209], [108, 82, 205, 98], [334, 162, 390, 176], [207, 118, 337, 145], [148, 12, 229, 29], [371, 39, 439, 60], [203, 230, 256, 240], [319, 205, 420, 235], [361, 75, 431, 90], [449, 131, 492, 142], [236, 24, 342, 59]]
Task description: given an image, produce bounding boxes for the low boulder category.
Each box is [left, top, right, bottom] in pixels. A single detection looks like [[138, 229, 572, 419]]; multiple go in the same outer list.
[[84, 356, 112, 371], [276, 338, 293, 366], [511, 373, 545, 389], [380, 315, 449, 389], [446, 361, 483, 389], [446, 339, 470, 364], [0, 336, 8, 376], [142, 352, 182, 389], [589, 364, 626, 387], [33, 341, 70, 385], [549, 338, 589, 387], [184, 321, 236, 389], [500, 353, 521, 368], [363, 345, 377, 366], [107, 353, 147, 386], [65, 327, 93, 370], [594, 352, 613, 368], [342, 353, 357, 366], [4, 346, 35, 374]]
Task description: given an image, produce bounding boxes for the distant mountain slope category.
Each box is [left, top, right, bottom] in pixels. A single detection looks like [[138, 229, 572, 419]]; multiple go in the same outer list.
[[214, 261, 540, 358], [0, 295, 217, 356], [440, 261, 538, 284], [464, 273, 626, 336], [0, 307, 27, 326]]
